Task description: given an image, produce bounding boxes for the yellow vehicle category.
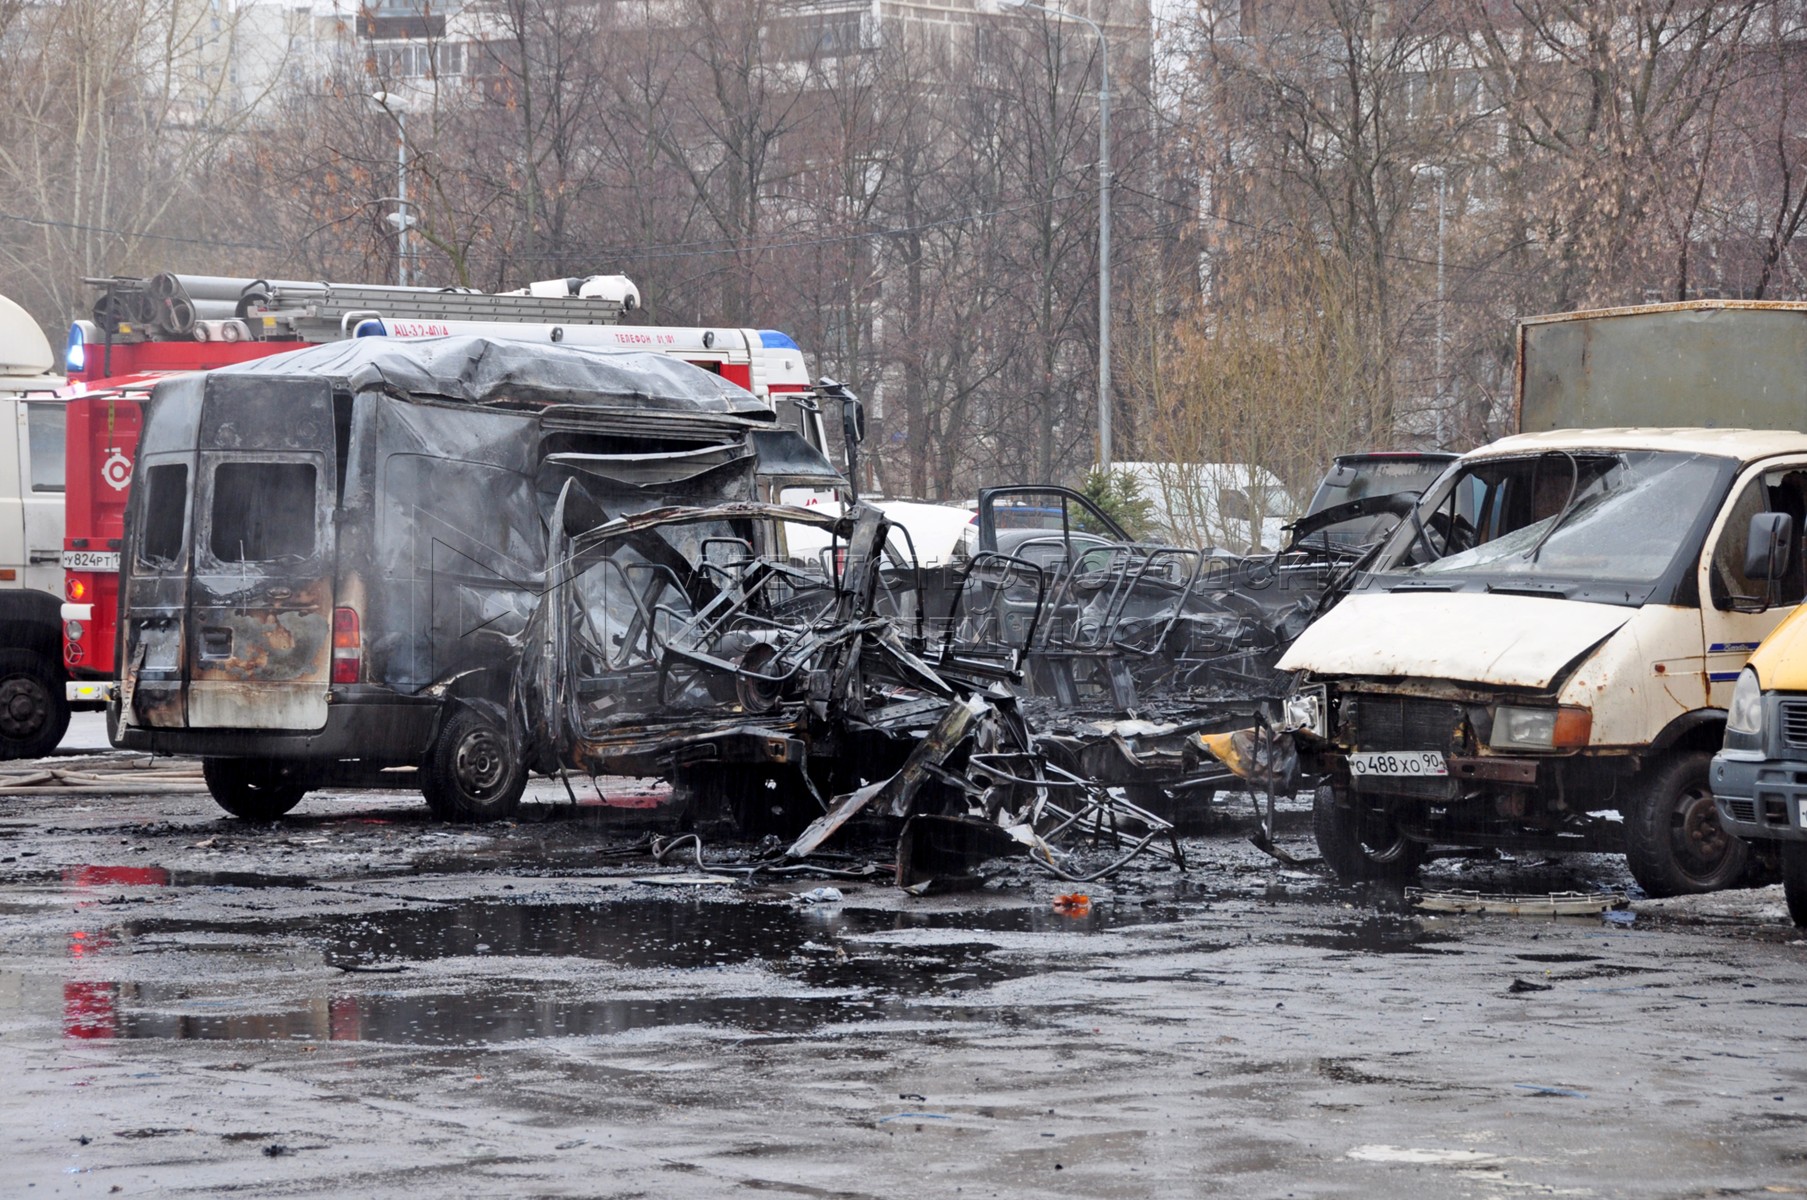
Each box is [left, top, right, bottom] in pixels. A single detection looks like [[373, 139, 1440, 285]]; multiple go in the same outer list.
[[1711, 596, 1807, 924]]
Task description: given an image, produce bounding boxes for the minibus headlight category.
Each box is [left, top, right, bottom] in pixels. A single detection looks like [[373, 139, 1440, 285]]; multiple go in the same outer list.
[[1722, 667, 1766, 753], [1490, 704, 1591, 750], [1726, 668, 1764, 736]]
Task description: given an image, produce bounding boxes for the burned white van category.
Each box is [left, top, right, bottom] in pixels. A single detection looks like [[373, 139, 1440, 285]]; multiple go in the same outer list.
[[112, 336, 810, 820]]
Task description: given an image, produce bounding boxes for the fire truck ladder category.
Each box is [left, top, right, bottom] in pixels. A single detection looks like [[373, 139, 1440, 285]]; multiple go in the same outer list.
[[86, 272, 633, 343], [256, 283, 631, 340]]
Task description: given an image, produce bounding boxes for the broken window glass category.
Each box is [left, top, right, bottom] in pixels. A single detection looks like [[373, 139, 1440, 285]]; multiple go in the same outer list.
[[1380, 451, 1729, 595], [209, 462, 317, 563], [1710, 467, 1807, 609], [139, 464, 188, 565]]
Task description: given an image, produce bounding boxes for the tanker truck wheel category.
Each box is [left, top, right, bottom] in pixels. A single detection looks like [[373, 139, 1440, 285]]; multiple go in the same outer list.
[[1625, 752, 1748, 896], [0, 650, 70, 760], [1313, 784, 1424, 885], [203, 758, 308, 821], [1779, 843, 1807, 928]]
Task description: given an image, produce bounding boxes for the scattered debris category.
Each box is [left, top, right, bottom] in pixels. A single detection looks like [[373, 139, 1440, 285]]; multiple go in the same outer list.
[[84, 334, 1367, 895], [0, 759, 208, 796], [1345, 1145, 1503, 1165], [1408, 888, 1628, 916], [895, 814, 1022, 893]]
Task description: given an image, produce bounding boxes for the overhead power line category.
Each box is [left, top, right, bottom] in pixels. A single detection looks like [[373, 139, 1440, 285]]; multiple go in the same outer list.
[[0, 187, 1097, 270], [0, 211, 286, 252]]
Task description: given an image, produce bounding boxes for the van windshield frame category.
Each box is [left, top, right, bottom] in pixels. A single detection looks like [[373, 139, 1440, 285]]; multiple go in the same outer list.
[[1361, 449, 1739, 607]]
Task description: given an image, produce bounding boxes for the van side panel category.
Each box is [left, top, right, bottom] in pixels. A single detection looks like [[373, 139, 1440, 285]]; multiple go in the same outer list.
[[367, 400, 542, 695], [184, 376, 336, 731]]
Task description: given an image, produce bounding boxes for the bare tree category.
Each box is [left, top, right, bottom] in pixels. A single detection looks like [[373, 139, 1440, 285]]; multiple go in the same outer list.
[[1464, 0, 1766, 307], [0, 0, 288, 324]]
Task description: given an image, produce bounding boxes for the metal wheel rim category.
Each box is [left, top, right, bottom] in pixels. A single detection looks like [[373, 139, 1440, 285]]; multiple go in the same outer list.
[[453, 727, 509, 798], [1358, 813, 1412, 864], [0, 676, 48, 739], [1673, 783, 1731, 877]]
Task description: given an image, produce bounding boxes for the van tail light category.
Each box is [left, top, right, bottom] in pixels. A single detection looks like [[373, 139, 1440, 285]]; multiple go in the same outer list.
[[331, 607, 361, 684]]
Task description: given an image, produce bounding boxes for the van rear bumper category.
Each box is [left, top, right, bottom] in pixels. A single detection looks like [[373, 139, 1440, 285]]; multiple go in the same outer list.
[[113, 689, 440, 767]]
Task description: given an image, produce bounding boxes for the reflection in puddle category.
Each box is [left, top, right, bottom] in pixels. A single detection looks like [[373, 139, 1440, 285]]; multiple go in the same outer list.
[[1291, 916, 1461, 955], [103, 988, 905, 1044], [1513, 952, 1603, 964], [55, 865, 315, 890], [49, 894, 1190, 1046]]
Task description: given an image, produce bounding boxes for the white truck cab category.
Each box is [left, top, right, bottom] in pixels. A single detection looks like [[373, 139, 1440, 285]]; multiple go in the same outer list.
[[0, 294, 72, 757], [1283, 302, 1807, 895]]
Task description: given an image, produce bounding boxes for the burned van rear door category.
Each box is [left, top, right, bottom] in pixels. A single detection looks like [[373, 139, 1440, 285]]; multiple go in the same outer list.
[[121, 451, 199, 729], [185, 376, 337, 730]]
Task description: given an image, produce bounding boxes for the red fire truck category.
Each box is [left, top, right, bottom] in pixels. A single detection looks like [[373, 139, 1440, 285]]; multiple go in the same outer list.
[[56, 272, 829, 747]]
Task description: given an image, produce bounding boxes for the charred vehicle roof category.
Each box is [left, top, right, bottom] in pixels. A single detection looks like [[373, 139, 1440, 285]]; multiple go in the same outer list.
[[205, 334, 777, 417]]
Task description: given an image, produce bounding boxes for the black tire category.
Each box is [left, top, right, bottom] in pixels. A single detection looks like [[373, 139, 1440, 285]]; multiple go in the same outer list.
[[202, 757, 307, 821], [1781, 843, 1807, 928], [421, 708, 526, 822], [1313, 783, 1425, 884], [1625, 751, 1748, 896], [0, 650, 69, 760]]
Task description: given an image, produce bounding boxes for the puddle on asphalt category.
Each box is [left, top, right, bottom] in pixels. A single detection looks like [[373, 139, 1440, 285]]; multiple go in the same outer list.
[[1514, 952, 1605, 963], [150, 894, 1178, 968], [22, 879, 1438, 1046], [36, 894, 1193, 1047], [1289, 915, 1461, 955]]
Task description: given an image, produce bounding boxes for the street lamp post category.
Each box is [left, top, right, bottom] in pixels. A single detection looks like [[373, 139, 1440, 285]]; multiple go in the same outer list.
[[369, 92, 415, 287], [1413, 162, 1447, 446], [999, 0, 1112, 472]]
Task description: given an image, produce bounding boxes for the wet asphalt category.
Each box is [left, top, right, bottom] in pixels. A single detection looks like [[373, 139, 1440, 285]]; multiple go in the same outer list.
[[1, 717, 1804, 1197]]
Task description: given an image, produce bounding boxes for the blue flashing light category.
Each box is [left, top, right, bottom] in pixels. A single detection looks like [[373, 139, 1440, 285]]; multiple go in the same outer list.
[[64, 324, 85, 374], [352, 319, 388, 338], [758, 330, 799, 351]]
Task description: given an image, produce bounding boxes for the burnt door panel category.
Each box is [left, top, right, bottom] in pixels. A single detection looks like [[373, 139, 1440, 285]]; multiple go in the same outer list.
[[120, 458, 196, 729], [538, 482, 575, 756], [186, 377, 337, 731]]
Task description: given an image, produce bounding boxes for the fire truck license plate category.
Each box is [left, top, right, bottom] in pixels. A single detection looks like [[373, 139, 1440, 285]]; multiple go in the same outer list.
[[61, 550, 120, 571], [1348, 751, 1448, 777]]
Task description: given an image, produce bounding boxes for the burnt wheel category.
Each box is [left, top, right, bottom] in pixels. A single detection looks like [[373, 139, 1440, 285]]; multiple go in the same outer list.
[[1625, 752, 1748, 896], [0, 650, 69, 760], [421, 708, 526, 822], [1781, 843, 1807, 928], [202, 758, 307, 821], [1313, 784, 1425, 885]]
